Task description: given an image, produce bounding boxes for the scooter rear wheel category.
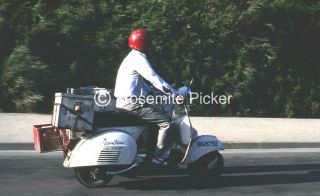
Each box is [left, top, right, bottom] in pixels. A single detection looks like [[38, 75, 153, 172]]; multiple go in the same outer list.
[[74, 166, 113, 188], [187, 151, 224, 179]]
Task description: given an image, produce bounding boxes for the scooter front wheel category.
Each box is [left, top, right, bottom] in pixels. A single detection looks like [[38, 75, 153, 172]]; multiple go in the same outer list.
[[74, 166, 113, 188], [187, 151, 224, 179]]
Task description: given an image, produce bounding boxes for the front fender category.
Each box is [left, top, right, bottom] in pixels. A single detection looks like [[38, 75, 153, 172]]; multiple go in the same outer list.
[[182, 135, 224, 164]]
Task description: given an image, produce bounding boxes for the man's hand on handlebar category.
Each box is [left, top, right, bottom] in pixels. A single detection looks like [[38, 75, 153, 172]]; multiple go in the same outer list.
[[163, 86, 173, 94], [175, 95, 184, 105], [162, 86, 185, 104]]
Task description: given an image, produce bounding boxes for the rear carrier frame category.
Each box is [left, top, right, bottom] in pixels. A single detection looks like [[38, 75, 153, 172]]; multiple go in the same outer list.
[[34, 86, 117, 153]]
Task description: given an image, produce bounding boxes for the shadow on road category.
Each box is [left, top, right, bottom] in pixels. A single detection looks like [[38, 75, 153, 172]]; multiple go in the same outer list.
[[110, 164, 320, 190]]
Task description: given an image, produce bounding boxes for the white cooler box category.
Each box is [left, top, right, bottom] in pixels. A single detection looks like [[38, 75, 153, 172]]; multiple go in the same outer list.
[[52, 88, 116, 131]]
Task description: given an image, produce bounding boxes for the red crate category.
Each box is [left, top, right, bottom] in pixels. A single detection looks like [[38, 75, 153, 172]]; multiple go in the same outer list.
[[33, 124, 66, 153]]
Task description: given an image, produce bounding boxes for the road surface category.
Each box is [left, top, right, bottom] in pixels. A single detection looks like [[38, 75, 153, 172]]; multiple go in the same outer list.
[[1, 149, 320, 196]]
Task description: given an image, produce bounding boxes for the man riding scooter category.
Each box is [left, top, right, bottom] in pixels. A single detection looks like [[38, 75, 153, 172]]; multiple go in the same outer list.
[[38, 28, 224, 188], [114, 28, 182, 167]]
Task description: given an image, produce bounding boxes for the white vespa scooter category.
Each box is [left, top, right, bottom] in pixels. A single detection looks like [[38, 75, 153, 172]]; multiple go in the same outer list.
[[50, 82, 224, 188]]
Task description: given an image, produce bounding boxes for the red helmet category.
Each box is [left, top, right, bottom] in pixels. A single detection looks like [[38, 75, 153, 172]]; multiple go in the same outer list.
[[128, 28, 149, 52]]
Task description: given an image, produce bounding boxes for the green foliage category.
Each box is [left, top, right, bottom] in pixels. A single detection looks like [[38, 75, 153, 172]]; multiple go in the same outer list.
[[1, 45, 48, 112], [0, 0, 319, 117]]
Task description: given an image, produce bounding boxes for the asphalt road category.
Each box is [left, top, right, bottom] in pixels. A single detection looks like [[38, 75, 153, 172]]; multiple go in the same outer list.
[[1, 149, 320, 196]]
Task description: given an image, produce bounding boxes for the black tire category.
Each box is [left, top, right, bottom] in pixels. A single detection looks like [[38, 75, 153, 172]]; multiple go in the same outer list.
[[74, 166, 113, 188], [187, 151, 224, 179]]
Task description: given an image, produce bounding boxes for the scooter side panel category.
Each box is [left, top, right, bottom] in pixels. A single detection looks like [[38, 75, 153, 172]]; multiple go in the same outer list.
[[182, 135, 224, 164], [95, 125, 147, 140], [64, 131, 137, 167]]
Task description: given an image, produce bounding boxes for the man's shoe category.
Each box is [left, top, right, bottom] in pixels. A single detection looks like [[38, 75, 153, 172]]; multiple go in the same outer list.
[[150, 158, 173, 168]]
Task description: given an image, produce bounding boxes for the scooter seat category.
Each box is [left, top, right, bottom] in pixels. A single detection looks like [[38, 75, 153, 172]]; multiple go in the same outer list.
[[93, 110, 146, 128]]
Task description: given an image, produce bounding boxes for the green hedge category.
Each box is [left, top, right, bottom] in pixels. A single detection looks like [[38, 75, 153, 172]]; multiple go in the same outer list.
[[0, 0, 319, 117]]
